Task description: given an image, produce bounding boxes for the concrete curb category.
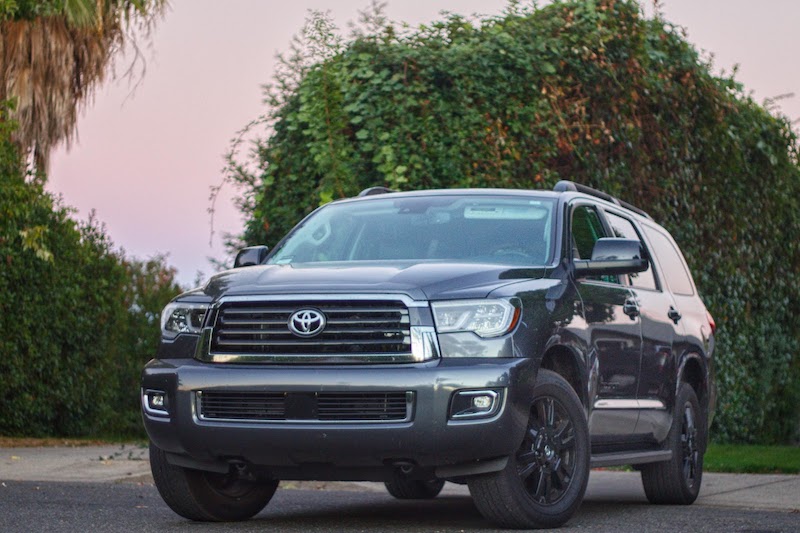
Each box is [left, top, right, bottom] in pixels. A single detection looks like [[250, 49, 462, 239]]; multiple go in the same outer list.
[[1, 445, 150, 484]]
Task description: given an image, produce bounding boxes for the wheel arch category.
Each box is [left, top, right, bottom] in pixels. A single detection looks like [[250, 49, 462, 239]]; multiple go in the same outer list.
[[539, 344, 588, 411], [677, 353, 708, 420]]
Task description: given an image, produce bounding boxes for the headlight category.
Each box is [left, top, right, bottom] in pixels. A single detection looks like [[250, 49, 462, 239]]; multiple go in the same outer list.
[[160, 302, 209, 339], [431, 299, 519, 338]]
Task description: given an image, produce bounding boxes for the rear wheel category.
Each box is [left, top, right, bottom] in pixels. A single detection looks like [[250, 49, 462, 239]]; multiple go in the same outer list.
[[468, 370, 590, 529], [641, 383, 704, 505], [149, 442, 278, 521], [384, 473, 445, 499]]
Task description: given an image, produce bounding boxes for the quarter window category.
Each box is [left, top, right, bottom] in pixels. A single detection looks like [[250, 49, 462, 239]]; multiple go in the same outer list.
[[571, 205, 618, 284], [643, 226, 695, 296], [605, 212, 658, 291], [571, 206, 606, 259]]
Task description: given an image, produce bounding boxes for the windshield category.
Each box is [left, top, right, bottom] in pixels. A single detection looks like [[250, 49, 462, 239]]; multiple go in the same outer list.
[[267, 195, 556, 266]]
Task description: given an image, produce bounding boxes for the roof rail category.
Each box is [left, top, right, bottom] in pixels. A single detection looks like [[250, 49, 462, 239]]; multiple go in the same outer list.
[[358, 186, 396, 197], [553, 180, 651, 219]]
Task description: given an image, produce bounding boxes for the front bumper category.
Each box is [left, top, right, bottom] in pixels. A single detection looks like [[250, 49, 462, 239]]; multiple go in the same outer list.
[[141, 357, 535, 478]]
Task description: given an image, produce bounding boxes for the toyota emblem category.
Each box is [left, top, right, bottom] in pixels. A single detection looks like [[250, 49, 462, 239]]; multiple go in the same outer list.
[[288, 309, 326, 337]]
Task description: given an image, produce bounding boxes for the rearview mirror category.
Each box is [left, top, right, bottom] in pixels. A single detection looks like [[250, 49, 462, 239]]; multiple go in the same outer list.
[[234, 245, 269, 268], [574, 238, 648, 277]]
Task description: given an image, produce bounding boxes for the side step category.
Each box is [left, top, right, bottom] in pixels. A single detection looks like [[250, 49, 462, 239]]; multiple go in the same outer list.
[[590, 450, 672, 468]]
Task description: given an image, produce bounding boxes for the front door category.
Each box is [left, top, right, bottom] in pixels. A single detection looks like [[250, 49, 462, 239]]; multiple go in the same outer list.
[[570, 204, 643, 443]]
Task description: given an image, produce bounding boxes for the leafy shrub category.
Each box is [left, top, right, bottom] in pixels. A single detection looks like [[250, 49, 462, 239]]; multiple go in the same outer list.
[[0, 179, 125, 434], [229, 1, 800, 443], [0, 102, 181, 438], [108, 255, 182, 436]]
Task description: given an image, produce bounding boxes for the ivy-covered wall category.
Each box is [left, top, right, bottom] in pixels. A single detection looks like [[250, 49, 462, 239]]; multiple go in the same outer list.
[[232, 1, 800, 443]]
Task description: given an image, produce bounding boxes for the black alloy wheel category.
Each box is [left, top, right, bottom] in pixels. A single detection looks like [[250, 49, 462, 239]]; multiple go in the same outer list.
[[641, 383, 705, 505], [681, 401, 700, 490], [468, 370, 590, 529], [517, 395, 577, 505]]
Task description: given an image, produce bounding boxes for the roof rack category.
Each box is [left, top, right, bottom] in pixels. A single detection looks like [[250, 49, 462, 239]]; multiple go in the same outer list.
[[358, 186, 396, 197], [553, 180, 651, 219]]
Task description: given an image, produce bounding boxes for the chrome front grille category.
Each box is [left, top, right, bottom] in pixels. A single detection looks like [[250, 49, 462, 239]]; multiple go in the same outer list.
[[197, 391, 413, 423], [210, 299, 411, 359]]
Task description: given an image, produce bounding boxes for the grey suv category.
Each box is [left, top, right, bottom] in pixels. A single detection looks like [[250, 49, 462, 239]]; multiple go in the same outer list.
[[142, 181, 716, 529]]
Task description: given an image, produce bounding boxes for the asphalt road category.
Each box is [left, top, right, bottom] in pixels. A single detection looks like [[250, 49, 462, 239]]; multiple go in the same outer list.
[[2, 480, 799, 533]]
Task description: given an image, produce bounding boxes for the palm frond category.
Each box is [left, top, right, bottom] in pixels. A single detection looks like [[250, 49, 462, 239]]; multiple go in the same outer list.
[[0, 0, 168, 172]]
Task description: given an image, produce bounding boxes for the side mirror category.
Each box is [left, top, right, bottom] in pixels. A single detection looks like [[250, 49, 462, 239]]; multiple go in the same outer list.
[[574, 238, 648, 276], [234, 245, 269, 268]]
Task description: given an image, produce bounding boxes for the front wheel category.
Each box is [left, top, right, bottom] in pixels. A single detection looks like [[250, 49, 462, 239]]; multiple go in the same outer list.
[[468, 370, 590, 529], [149, 443, 279, 521], [641, 383, 705, 504]]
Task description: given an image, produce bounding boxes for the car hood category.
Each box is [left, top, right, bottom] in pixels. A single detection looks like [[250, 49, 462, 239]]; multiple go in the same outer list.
[[198, 261, 550, 302]]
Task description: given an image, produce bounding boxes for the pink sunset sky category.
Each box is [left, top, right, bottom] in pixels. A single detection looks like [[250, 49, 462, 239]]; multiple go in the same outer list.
[[46, 0, 800, 287]]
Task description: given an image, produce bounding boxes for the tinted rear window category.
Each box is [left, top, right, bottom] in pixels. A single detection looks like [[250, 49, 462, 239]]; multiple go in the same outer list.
[[643, 226, 694, 296]]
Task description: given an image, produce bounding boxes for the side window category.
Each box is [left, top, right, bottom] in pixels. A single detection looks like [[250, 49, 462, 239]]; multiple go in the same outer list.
[[605, 212, 658, 291], [571, 205, 606, 259], [643, 226, 695, 296], [571, 205, 618, 284]]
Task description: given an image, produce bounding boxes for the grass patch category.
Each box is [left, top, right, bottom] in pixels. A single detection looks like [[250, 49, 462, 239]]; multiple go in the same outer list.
[[705, 444, 800, 474]]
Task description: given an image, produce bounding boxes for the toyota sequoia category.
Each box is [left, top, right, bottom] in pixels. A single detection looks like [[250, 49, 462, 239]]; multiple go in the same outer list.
[[142, 181, 716, 529]]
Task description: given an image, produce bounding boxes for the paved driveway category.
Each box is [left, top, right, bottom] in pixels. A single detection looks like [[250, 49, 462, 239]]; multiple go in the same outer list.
[[1, 445, 798, 532]]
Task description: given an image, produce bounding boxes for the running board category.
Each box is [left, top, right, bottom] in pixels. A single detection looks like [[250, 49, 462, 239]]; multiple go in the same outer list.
[[591, 450, 672, 468]]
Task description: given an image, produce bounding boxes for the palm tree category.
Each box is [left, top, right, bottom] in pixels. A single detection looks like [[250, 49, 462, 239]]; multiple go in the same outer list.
[[0, 0, 167, 172]]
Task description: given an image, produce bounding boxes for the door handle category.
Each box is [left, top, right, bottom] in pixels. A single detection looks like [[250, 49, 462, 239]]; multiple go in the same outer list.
[[623, 299, 639, 319], [668, 306, 682, 324]]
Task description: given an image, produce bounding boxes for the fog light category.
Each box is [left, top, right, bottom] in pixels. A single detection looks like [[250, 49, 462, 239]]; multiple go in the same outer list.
[[472, 395, 493, 410], [143, 389, 169, 417], [449, 389, 502, 420]]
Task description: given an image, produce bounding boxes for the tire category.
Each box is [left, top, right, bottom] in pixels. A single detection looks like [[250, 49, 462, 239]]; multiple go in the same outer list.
[[384, 473, 445, 499], [149, 442, 279, 521], [468, 370, 590, 529], [641, 383, 704, 505]]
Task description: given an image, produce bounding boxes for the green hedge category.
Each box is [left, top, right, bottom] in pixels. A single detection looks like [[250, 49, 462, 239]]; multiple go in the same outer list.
[[231, 1, 800, 443], [0, 103, 181, 438], [0, 155, 123, 434], [111, 255, 183, 435]]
